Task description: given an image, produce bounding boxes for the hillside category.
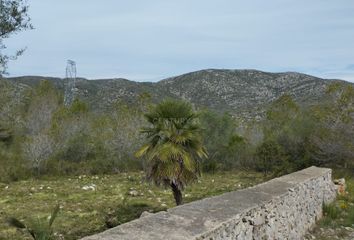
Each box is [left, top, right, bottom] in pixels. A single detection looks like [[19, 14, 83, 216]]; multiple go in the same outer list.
[[1, 69, 349, 120]]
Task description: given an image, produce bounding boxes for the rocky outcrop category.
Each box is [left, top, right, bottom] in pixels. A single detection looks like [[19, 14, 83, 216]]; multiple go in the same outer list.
[[81, 166, 336, 240]]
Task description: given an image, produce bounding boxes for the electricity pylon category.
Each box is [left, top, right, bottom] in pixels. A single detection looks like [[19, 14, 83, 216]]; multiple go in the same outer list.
[[64, 60, 77, 106]]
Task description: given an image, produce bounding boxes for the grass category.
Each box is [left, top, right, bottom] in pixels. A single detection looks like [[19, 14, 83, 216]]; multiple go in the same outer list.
[[319, 175, 354, 228], [0, 171, 266, 240], [322, 202, 340, 220], [308, 170, 354, 240]]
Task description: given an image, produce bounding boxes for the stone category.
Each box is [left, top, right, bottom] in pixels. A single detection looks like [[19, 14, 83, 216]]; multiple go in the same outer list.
[[333, 178, 346, 195], [140, 211, 153, 218], [128, 190, 139, 197], [82, 184, 96, 191]]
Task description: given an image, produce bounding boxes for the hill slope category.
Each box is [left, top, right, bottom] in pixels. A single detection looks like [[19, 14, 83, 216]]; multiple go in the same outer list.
[[1, 69, 349, 120]]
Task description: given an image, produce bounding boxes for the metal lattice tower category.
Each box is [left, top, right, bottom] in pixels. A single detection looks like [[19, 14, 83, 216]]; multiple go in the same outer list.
[[64, 60, 77, 106]]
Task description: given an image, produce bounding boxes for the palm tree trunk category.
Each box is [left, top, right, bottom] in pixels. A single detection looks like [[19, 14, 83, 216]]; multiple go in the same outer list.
[[170, 182, 183, 205]]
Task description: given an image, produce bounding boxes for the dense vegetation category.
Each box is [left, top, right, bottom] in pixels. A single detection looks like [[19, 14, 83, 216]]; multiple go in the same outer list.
[[0, 80, 353, 183]]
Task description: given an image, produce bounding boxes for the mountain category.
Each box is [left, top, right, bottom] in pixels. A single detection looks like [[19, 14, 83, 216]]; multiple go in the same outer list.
[[157, 69, 343, 120], [1, 69, 351, 121]]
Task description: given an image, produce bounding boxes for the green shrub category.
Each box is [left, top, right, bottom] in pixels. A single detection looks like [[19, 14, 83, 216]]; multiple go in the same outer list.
[[202, 160, 219, 174], [255, 139, 286, 175], [0, 143, 28, 182]]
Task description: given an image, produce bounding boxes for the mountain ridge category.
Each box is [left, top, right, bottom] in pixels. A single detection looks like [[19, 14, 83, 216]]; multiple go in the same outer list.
[[1, 69, 352, 121]]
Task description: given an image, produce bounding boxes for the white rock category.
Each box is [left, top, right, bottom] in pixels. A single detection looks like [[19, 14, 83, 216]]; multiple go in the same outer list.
[[82, 184, 96, 191], [128, 190, 139, 196]]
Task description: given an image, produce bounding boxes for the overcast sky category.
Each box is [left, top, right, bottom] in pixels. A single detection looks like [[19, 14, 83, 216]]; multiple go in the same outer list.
[[3, 0, 354, 82]]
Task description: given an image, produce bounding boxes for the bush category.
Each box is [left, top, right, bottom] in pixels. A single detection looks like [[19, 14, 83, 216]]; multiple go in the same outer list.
[[255, 139, 286, 175], [202, 160, 219, 174], [0, 143, 28, 182]]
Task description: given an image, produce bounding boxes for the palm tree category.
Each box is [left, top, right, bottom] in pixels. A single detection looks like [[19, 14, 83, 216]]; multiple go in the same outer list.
[[136, 100, 207, 205]]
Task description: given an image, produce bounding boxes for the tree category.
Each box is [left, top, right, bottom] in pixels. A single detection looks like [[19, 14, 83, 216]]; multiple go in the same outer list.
[[23, 133, 54, 175], [24, 81, 61, 175], [264, 94, 299, 137], [0, 0, 32, 76], [221, 134, 252, 169], [91, 100, 146, 172], [261, 94, 314, 172], [309, 83, 354, 168], [199, 111, 237, 172], [255, 139, 286, 176], [136, 100, 207, 205]]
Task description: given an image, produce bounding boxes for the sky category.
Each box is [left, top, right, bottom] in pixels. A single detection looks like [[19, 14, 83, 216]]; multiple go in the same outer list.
[[3, 0, 354, 82]]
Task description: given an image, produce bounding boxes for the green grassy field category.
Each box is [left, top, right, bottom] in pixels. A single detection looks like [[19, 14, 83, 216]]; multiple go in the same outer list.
[[0, 171, 266, 240]]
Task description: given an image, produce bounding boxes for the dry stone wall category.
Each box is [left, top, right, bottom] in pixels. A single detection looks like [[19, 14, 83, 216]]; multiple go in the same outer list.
[[81, 166, 336, 240]]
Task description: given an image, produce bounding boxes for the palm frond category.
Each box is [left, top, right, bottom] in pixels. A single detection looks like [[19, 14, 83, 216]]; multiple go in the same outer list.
[[155, 143, 183, 162], [135, 144, 151, 158], [182, 153, 195, 172], [138, 99, 208, 190]]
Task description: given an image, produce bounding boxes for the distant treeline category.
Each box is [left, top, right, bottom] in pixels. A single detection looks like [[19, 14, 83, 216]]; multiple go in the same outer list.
[[0, 80, 353, 182]]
